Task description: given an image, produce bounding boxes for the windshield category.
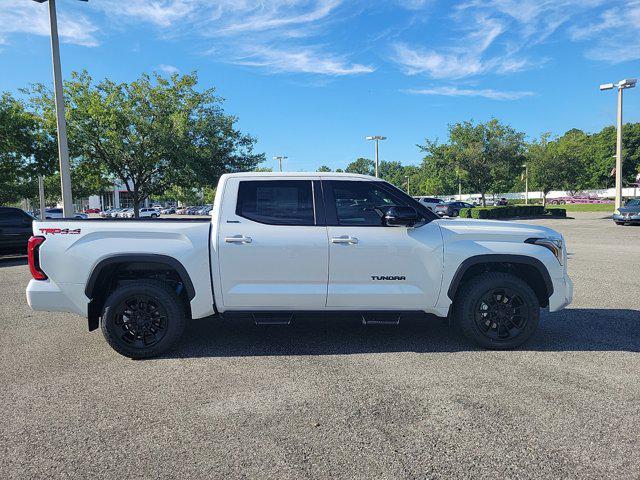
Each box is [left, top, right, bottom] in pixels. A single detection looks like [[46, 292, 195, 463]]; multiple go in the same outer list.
[[626, 199, 640, 207]]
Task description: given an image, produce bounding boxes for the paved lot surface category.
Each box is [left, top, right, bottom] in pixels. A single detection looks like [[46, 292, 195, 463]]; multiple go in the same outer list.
[[1, 212, 638, 479]]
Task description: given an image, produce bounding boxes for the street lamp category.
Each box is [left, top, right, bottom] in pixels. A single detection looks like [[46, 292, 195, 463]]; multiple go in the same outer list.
[[34, 0, 88, 218], [366, 135, 387, 178], [600, 78, 637, 209], [522, 163, 529, 205], [273, 156, 287, 172]]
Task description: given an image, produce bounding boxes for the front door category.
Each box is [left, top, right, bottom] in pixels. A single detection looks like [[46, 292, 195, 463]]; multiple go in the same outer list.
[[217, 178, 329, 309], [324, 180, 443, 309]]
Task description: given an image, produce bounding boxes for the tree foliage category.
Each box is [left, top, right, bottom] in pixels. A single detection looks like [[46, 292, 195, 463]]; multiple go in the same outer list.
[[27, 71, 263, 216]]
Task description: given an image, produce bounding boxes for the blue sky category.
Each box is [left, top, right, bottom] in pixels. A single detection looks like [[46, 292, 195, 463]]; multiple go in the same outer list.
[[1, 0, 639, 171]]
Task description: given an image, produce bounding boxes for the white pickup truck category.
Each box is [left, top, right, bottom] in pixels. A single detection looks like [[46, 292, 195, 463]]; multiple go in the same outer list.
[[26, 173, 573, 358]]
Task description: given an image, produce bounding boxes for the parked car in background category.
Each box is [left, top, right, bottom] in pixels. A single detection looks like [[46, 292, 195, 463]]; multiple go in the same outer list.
[[115, 208, 133, 218], [196, 205, 213, 215], [137, 208, 161, 218], [101, 208, 120, 218], [435, 201, 475, 217], [413, 197, 442, 213], [548, 195, 613, 205], [613, 198, 640, 225], [44, 208, 88, 220], [161, 207, 176, 215], [0, 207, 33, 255], [496, 197, 509, 206], [176, 207, 191, 215]]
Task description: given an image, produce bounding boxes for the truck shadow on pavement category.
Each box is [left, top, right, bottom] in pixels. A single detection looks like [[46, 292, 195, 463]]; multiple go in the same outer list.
[[165, 308, 639, 358], [0, 256, 27, 267]]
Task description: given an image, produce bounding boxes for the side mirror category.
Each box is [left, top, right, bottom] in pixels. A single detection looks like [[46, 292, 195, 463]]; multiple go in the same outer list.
[[384, 206, 420, 227]]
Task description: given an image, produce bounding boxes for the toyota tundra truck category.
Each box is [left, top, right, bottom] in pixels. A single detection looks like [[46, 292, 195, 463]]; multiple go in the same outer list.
[[26, 173, 573, 358]]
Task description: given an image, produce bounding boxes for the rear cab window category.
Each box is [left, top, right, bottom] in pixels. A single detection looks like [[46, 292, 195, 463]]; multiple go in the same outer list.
[[236, 180, 316, 226]]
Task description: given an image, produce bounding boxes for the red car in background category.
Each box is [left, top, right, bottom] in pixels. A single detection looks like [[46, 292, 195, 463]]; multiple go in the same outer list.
[[84, 208, 101, 214], [548, 195, 613, 205]]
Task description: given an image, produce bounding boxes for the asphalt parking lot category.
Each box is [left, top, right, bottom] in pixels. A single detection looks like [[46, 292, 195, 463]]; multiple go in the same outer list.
[[1, 212, 638, 479]]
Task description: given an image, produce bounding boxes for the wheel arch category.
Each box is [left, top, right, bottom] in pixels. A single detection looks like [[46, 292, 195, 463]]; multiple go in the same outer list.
[[85, 254, 195, 331], [447, 254, 554, 307]]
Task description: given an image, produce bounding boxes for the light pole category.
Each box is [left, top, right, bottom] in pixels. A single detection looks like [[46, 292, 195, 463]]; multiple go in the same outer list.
[[405, 175, 410, 194], [600, 78, 637, 210], [366, 135, 387, 177], [34, 0, 87, 217], [273, 156, 287, 172], [522, 164, 529, 205]]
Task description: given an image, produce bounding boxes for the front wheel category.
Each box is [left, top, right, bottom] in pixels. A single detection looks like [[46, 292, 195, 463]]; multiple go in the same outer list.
[[101, 280, 186, 359], [452, 210, 459, 217], [453, 272, 540, 350]]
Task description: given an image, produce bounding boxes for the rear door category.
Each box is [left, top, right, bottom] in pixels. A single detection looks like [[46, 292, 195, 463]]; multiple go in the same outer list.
[[217, 178, 329, 309], [324, 180, 443, 309]]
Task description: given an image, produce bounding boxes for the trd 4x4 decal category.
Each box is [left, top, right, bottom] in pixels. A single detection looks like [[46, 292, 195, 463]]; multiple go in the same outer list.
[[39, 228, 81, 235]]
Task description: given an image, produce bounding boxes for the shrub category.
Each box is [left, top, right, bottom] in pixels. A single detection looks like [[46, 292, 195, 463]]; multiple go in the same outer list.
[[547, 208, 567, 217], [463, 205, 545, 220]]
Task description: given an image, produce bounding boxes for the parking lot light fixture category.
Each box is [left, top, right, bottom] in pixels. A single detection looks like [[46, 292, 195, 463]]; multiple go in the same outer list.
[[366, 135, 387, 178], [273, 156, 287, 172], [600, 78, 637, 209], [33, 0, 88, 218]]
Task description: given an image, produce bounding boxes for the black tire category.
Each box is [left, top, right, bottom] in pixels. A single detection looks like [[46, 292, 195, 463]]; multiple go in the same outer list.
[[101, 279, 186, 359], [453, 272, 540, 350], [615, 221, 625, 226], [452, 210, 459, 217]]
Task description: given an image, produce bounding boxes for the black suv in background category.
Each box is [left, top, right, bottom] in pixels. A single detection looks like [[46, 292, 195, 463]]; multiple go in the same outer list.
[[434, 201, 475, 217], [0, 207, 33, 255]]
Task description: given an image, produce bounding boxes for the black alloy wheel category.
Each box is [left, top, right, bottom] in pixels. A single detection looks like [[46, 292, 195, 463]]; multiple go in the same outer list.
[[454, 272, 540, 350], [101, 280, 186, 359], [474, 288, 529, 341], [112, 294, 168, 348]]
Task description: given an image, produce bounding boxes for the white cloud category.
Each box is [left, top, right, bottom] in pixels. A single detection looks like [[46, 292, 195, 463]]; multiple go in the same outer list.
[[404, 86, 534, 100], [158, 64, 180, 74], [391, 14, 529, 79], [0, 0, 99, 47], [95, 0, 367, 76], [233, 46, 374, 76]]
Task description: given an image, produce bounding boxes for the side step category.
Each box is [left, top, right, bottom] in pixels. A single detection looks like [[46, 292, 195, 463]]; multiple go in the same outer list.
[[252, 312, 293, 326], [361, 312, 402, 326]]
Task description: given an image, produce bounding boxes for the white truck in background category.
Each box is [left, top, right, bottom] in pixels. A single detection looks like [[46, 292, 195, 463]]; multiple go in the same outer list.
[[26, 173, 573, 358]]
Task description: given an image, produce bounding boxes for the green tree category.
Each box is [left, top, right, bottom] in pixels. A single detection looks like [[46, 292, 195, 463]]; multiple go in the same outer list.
[[316, 165, 332, 172], [29, 71, 263, 217], [345, 157, 374, 176], [527, 131, 587, 205], [0, 93, 56, 205], [447, 119, 526, 205], [416, 141, 458, 197]]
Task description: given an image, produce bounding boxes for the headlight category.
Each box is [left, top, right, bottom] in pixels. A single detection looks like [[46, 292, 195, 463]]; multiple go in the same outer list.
[[526, 237, 564, 265]]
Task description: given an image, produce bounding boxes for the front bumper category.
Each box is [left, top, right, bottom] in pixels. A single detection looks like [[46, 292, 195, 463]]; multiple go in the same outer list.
[[548, 273, 573, 312], [613, 213, 640, 223]]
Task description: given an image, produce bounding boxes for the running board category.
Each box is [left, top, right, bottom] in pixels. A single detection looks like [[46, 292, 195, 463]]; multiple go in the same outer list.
[[252, 312, 293, 326], [361, 312, 402, 326]]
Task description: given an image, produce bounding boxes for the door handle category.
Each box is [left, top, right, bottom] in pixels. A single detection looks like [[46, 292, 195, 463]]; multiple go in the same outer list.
[[225, 235, 252, 244], [330, 235, 358, 244]]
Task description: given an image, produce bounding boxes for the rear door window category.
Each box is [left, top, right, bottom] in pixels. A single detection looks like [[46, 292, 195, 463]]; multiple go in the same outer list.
[[236, 180, 315, 226]]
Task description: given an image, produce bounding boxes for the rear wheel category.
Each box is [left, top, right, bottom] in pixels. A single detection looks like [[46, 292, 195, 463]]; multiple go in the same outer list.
[[453, 272, 539, 349], [452, 210, 459, 217], [101, 280, 186, 359]]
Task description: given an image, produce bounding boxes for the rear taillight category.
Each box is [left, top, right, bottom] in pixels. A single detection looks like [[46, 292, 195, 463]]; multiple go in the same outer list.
[[28, 236, 47, 280]]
